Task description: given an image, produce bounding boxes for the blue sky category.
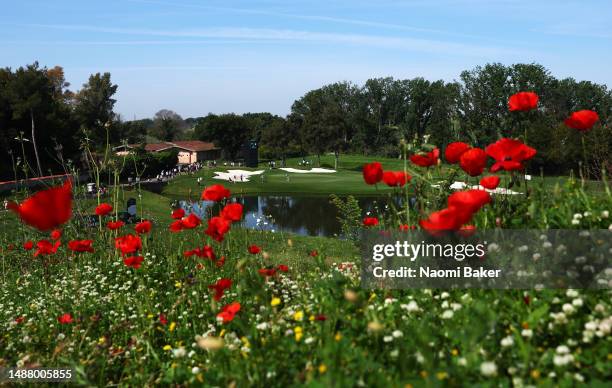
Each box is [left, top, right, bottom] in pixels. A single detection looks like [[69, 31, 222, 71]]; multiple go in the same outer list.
[[2, 0, 611, 119]]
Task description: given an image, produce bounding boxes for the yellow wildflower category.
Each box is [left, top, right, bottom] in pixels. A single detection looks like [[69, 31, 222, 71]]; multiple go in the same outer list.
[[531, 370, 540, 379], [169, 322, 176, 332], [334, 332, 342, 341], [451, 348, 459, 356], [318, 364, 327, 374], [163, 345, 172, 351], [294, 310, 304, 321], [436, 372, 448, 380], [271, 297, 281, 307], [294, 326, 303, 342], [175, 281, 182, 288]]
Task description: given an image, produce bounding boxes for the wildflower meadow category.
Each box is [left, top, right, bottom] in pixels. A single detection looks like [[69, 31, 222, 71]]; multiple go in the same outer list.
[[0, 90, 610, 386]]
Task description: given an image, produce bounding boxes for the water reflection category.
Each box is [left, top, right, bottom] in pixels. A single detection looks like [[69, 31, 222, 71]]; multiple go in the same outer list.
[[178, 195, 396, 237]]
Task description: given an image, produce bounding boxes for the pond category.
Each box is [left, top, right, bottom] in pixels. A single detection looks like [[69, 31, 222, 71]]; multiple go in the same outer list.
[[177, 195, 406, 238]]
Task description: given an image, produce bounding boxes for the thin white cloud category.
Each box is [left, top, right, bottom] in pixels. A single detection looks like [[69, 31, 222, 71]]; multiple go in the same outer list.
[[126, 0, 499, 41], [23, 23, 528, 58]]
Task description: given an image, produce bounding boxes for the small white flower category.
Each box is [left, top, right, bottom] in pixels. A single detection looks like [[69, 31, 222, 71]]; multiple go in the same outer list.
[[566, 289, 579, 298], [392, 330, 403, 338], [573, 213, 583, 220], [500, 336, 514, 347], [480, 361, 498, 377], [601, 210, 609, 219], [562, 303, 575, 314], [192, 367, 200, 374], [383, 336, 394, 343], [521, 329, 533, 338], [556, 345, 570, 354], [457, 357, 467, 366], [572, 298, 583, 307], [572, 219, 580, 225], [441, 310, 454, 319]]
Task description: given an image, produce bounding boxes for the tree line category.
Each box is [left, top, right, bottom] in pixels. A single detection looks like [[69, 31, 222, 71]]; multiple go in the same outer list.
[[0, 62, 610, 181]]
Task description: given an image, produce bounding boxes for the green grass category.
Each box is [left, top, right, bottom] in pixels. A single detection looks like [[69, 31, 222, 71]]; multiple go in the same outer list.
[[161, 153, 606, 198]]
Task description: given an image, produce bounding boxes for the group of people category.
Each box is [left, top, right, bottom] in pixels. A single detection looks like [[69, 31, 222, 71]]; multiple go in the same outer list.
[[154, 162, 205, 182]]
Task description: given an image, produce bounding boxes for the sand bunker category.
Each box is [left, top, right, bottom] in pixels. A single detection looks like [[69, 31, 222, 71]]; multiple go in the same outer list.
[[279, 168, 336, 174], [212, 170, 264, 182]]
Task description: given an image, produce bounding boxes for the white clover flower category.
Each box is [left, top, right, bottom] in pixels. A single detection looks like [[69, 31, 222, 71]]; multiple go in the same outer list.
[[172, 347, 186, 358], [457, 357, 467, 366], [556, 345, 570, 354], [574, 373, 584, 382], [572, 298, 583, 307], [572, 219, 580, 225], [392, 330, 403, 338], [521, 329, 533, 338], [383, 336, 394, 343], [401, 301, 419, 312], [390, 349, 399, 358], [601, 210, 609, 219], [304, 337, 315, 344], [192, 367, 200, 374], [517, 245, 529, 253], [441, 310, 454, 319], [500, 336, 514, 347], [562, 303, 575, 314], [573, 213, 583, 220], [566, 289, 579, 298], [440, 292, 450, 299], [480, 361, 498, 377]]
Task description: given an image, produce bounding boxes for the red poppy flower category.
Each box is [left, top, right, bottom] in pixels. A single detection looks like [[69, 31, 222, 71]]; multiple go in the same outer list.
[[123, 255, 144, 269], [309, 250, 318, 257], [362, 162, 383, 185], [220, 203, 243, 222], [202, 184, 231, 202], [171, 208, 185, 219], [277, 264, 289, 272], [205, 216, 231, 242], [410, 148, 439, 168], [564, 109, 599, 132], [7, 179, 72, 231], [485, 138, 536, 172], [258, 268, 277, 277], [216, 256, 226, 267], [107, 220, 125, 230], [15, 316, 25, 324], [50, 229, 62, 240], [248, 245, 261, 254], [447, 189, 491, 216], [508, 92, 539, 112], [181, 213, 201, 229], [23, 240, 34, 250], [208, 278, 232, 301], [183, 245, 216, 261], [68, 239, 94, 253], [445, 142, 471, 164], [363, 217, 379, 227], [399, 224, 416, 231], [315, 314, 327, 321], [382, 171, 411, 187], [34, 239, 61, 257], [459, 147, 488, 177], [217, 302, 240, 323], [419, 207, 466, 231], [115, 234, 142, 256], [95, 203, 113, 216], [169, 220, 183, 232], [159, 314, 168, 325], [57, 313, 73, 324], [135, 220, 152, 234], [480, 176, 500, 190]]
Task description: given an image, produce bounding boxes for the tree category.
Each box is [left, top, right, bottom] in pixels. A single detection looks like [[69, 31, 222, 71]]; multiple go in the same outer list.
[[193, 113, 251, 160], [149, 109, 185, 141], [74, 72, 118, 147], [260, 116, 299, 165]]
